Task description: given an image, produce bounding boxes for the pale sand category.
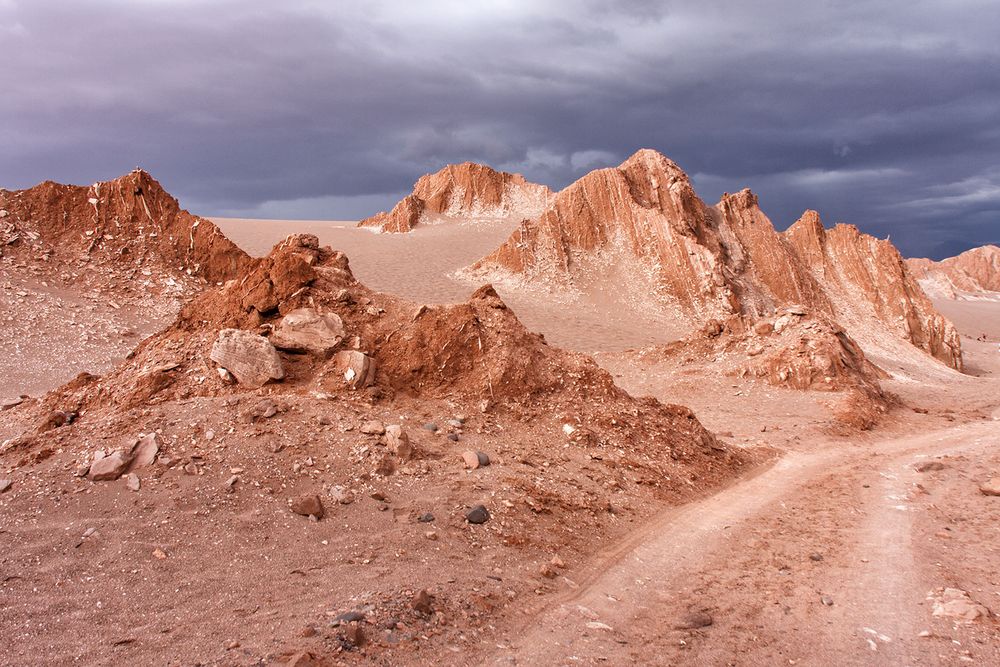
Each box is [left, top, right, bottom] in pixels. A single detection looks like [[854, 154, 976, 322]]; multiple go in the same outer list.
[[213, 217, 687, 352]]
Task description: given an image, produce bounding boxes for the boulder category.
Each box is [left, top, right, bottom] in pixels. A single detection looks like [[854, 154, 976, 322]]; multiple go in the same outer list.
[[270, 308, 346, 355], [88, 452, 130, 481], [360, 420, 385, 435], [210, 329, 284, 388], [331, 350, 376, 390]]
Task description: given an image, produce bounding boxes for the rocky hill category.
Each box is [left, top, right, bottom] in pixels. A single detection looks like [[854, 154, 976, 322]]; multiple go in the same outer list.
[[358, 162, 552, 232], [906, 245, 1000, 298], [466, 149, 962, 371]]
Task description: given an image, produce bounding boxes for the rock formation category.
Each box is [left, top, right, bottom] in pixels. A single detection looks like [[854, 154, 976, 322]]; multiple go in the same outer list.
[[0, 169, 251, 290], [906, 245, 1000, 298], [358, 162, 552, 232], [467, 149, 962, 371], [785, 212, 962, 370]]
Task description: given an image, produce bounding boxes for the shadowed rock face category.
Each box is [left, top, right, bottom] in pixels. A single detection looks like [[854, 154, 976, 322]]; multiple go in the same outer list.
[[467, 149, 963, 371], [358, 162, 552, 232], [906, 245, 1000, 297], [0, 169, 251, 285], [786, 212, 963, 371]]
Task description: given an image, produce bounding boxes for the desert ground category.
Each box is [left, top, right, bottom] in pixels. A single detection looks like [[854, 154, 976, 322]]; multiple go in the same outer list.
[[2, 167, 998, 667]]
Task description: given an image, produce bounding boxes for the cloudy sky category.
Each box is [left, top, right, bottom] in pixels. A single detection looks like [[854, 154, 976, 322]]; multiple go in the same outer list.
[[1, 0, 998, 258]]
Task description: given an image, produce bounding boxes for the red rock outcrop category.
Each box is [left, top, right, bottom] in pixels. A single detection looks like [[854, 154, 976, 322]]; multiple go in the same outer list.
[[0, 169, 251, 290], [906, 245, 1000, 298], [785, 212, 962, 370], [358, 162, 552, 232], [468, 149, 828, 323], [467, 149, 963, 371]]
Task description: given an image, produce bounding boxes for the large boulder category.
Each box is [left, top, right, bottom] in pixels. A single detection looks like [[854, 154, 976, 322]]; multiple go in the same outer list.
[[330, 350, 376, 390], [210, 329, 284, 388], [270, 308, 345, 355]]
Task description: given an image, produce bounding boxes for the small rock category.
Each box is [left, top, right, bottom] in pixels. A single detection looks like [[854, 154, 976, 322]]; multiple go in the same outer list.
[[809, 553, 824, 562], [424, 531, 438, 541], [820, 595, 834, 606], [447, 433, 460, 442], [88, 452, 130, 481], [411, 589, 434, 615], [331, 486, 355, 505], [462, 451, 490, 469], [291, 494, 325, 519], [931, 588, 990, 621], [152, 548, 168, 559], [466, 505, 490, 524], [915, 461, 946, 473], [0, 479, 11, 494], [979, 477, 1000, 496], [248, 398, 279, 421], [422, 422, 439, 432], [674, 611, 713, 629], [125, 473, 140, 492], [585, 621, 613, 631], [284, 653, 321, 667], [375, 454, 397, 476], [385, 425, 412, 460], [1, 397, 23, 411], [332, 350, 376, 390], [447, 419, 463, 428], [360, 420, 385, 435], [539, 562, 557, 578], [299, 626, 317, 638], [74, 464, 91, 477], [225, 640, 240, 650], [417, 512, 435, 523], [128, 433, 160, 470], [343, 622, 365, 648], [334, 610, 366, 625]]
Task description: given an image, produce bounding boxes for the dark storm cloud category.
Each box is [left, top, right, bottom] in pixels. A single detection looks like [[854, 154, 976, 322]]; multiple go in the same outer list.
[[1, 0, 998, 257]]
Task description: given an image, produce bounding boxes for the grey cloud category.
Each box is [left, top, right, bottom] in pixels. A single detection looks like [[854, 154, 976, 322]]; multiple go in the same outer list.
[[0, 0, 998, 258]]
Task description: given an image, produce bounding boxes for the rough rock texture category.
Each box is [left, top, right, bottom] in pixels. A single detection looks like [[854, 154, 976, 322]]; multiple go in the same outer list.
[[0, 169, 251, 288], [270, 308, 345, 355], [358, 162, 552, 232], [467, 149, 829, 324], [786, 212, 963, 370], [468, 149, 962, 370], [210, 329, 285, 388], [906, 245, 1000, 298]]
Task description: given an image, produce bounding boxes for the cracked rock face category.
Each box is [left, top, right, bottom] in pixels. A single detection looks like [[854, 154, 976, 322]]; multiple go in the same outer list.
[[270, 308, 345, 355]]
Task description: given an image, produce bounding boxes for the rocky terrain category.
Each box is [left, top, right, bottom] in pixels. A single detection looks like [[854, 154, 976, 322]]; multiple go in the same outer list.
[[3, 161, 1000, 666], [0, 230, 755, 665], [358, 163, 552, 233], [907, 245, 1000, 299], [465, 149, 962, 373]]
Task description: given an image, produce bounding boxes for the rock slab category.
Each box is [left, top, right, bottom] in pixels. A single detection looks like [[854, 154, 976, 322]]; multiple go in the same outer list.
[[210, 329, 284, 388]]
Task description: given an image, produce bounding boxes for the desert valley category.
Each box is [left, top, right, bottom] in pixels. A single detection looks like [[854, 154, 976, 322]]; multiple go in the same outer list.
[[1, 149, 999, 666]]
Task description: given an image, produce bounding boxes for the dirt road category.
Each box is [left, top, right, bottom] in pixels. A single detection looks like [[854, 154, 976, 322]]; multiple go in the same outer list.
[[474, 413, 1000, 666]]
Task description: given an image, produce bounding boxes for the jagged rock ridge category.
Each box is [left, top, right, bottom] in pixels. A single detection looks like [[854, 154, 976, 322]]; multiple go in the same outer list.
[[0, 169, 252, 291], [467, 149, 962, 370], [358, 162, 552, 232]]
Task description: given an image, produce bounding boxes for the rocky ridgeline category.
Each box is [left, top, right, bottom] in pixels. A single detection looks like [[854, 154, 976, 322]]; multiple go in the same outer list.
[[906, 245, 1000, 299], [0, 169, 251, 294], [358, 162, 552, 232], [466, 149, 963, 371]]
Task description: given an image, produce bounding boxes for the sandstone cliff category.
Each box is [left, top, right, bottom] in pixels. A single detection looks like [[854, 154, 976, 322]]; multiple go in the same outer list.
[[467, 149, 962, 371], [906, 245, 1000, 298], [358, 162, 552, 232]]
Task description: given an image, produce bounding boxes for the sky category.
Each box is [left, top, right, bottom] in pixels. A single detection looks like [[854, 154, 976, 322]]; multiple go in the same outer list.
[[1, 0, 998, 259]]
